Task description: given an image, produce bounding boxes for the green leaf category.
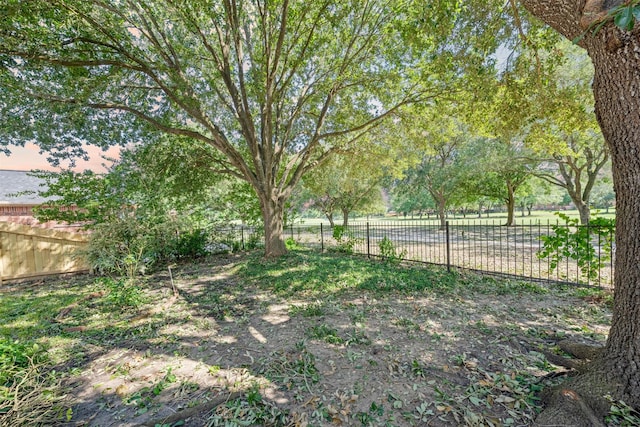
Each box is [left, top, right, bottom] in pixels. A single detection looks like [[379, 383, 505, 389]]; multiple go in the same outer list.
[[614, 6, 635, 31], [469, 395, 482, 406], [633, 5, 640, 21]]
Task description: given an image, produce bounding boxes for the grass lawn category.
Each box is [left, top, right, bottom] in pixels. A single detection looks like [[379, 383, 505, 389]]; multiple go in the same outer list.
[[0, 249, 622, 426], [296, 209, 616, 226]]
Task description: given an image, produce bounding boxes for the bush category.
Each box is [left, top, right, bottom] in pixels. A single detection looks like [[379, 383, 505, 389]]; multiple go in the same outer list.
[[84, 213, 157, 278], [537, 213, 614, 283], [332, 226, 361, 254], [378, 236, 406, 265], [99, 277, 146, 310], [173, 229, 209, 259], [285, 237, 299, 250], [85, 212, 220, 280]]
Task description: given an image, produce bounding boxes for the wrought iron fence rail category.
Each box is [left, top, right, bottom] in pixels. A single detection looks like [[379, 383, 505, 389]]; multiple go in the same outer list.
[[214, 220, 615, 288]]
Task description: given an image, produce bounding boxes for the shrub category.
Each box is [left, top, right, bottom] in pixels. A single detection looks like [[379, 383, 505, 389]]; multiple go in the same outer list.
[[98, 277, 146, 310], [537, 213, 614, 283], [173, 229, 209, 259], [332, 226, 361, 254], [378, 236, 406, 265], [285, 237, 299, 250]]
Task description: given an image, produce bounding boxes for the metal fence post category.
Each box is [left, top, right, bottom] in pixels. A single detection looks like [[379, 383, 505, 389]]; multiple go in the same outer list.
[[241, 226, 245, 251], [446, 221, 451, 272], [367, 222, 371, 258], [320, 223, 324, 252]]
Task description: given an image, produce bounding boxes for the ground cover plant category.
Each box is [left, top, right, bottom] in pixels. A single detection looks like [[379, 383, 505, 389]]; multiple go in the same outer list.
[[0, 250, 625, 426]]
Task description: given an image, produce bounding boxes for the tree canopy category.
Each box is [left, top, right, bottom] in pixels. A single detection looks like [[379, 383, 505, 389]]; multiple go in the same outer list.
[[0, 0, 469, 256]]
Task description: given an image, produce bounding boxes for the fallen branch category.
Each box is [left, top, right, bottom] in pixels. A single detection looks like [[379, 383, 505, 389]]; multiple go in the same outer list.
[[134, 391, 243, 427]]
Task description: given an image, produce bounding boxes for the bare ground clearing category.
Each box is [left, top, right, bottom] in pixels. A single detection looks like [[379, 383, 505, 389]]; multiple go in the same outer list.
[[1, 251, 613, 426]]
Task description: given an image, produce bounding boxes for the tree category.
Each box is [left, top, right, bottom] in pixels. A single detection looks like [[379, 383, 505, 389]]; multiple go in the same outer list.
[[0, 0, 454, 257], [517, 0, 640, 422], [399, 128, 469, 229], [389, 182, 433, 218], [302, 155, 384, 227], [527, 41, 609, 225], [462, 138, 538, 226]]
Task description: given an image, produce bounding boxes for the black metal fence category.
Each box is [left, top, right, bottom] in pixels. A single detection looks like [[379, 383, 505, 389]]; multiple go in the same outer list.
[[216, 220, 615, 288]]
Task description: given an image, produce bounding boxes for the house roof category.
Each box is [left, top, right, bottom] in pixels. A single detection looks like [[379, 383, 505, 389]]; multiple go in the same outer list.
[[0, 170, 48, 204]]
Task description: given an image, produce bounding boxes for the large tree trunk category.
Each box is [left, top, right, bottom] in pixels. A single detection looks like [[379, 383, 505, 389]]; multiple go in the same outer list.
[[589, 27, 640, 408], [260, 194, 287, 258], [520, 0, 640, 420]]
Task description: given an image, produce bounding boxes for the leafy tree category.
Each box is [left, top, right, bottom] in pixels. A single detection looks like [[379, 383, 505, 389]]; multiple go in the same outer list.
[[517, 0, 640, 422], [527, 41, 609, 225], [302, 159, 384, 227], [462, 138, 538, 226], [301, 126, 401, 227], [389, 182, 434, 219], [31, 137, 253, 272], [399, 126, 470, 228], [0, 0, 458, 257]]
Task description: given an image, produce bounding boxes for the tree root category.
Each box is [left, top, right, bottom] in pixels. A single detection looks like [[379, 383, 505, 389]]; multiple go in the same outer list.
[[134, 391, 243, 427], [535, 387, 605, 427], [534, 359, 625, 426], [557, 339, 603, 361]]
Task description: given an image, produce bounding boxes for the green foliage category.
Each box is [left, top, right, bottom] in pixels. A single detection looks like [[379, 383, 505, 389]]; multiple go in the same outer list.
[[208, 393, 293, 427], [0, 338, 66, 425], [332, 226, 362, 254], [0, 338, 46, 386], [575, 1, 640, 40], [85, 211, 218, 279], [125, 367, 177, 414], [537, 213, 614, 283], [84, 212, 159, 279], [378, 236, 407, 265], [99, 277, 146, 310], [284, 238, 299, 251], [173, 229, 209, 259], [289, 302, 326, 318], [306, 324, 344, 345], [605, 394, 640, 426]]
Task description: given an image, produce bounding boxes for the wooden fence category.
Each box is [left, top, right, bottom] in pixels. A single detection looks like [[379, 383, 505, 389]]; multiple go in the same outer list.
[[0, 222, 90, 284]]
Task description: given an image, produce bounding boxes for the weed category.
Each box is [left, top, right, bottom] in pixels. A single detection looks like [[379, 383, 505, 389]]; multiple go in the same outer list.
[[306, 324, 344, 344], [394, 317, 421, 332], [332, 226, 363, 254], [537, 213, 614, 284], [378, 236, 407, 265], [285, 237, 299, 250], [124, 367, 178, 414], [289, 302, 325, 317], [345, 329, 371, 346], [99, 277, 146, 310]]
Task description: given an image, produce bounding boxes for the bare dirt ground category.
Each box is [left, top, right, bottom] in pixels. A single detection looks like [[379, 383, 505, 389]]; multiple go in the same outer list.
[[4, 251, 612, 426]]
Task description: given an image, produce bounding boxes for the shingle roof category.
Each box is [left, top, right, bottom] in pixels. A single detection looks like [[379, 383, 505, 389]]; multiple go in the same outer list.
[[0, 170, 48, 204]]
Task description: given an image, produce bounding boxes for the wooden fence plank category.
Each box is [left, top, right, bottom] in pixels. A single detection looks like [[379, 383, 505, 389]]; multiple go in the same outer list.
[[0, 222, 90, 283]]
